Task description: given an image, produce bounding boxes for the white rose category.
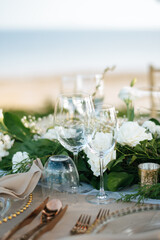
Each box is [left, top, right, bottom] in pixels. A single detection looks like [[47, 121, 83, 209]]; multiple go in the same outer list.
[[117, 121, 152, 147], [55, 126, 80, 139], [155, 125, 160, 138], [86, 149, 116, 177], [12, 151, 29, 172], [119, 86, 138, 102], [142, 121, 156, 134], [0, 133, 14, 161], [90, 132, 113, 152], [41, 128, 58, 140], [0, 144, 9, 160]]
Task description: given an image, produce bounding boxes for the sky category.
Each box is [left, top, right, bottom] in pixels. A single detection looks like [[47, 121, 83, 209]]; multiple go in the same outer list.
[[0, 0, 160, 77], [0, 0, 160, 30]]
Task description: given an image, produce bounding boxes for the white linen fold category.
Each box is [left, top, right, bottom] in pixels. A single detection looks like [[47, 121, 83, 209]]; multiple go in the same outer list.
[[0, 158, 43, 199]]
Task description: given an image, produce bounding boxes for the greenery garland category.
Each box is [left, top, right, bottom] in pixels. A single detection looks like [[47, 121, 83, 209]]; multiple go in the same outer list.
[[1, 111, 160, 202]]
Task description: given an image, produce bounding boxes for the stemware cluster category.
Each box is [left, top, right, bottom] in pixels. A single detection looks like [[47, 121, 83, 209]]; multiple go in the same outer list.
[[54, 91, 118, 204], [61, 74, 104, 109], [54, 93, 94, 167]]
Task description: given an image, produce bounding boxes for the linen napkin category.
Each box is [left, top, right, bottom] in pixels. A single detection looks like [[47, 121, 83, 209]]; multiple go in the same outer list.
[[0, 158, 43, 199]]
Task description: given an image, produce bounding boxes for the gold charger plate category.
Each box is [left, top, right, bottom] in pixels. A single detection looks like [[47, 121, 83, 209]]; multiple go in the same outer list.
[[0, 197, 11, 219], [0, 193, 33, 224]]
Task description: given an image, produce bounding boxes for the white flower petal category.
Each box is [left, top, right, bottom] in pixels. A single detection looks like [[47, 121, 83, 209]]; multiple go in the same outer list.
[[119, 86, 139, 102], [155, 125, 160, 138], [41, 128, 58, 140], [142, 121, 156, 134], [117, 121, 152, 147], [12, 151, 29, 172], [0, 133, 14, 161]]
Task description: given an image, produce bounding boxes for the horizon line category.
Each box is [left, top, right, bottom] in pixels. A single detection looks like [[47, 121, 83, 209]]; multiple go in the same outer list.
[[0, 27, 160, 32]]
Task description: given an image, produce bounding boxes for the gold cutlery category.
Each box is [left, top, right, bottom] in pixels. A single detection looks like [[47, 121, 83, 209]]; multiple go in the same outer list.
[[71, 214, 91, 234], [2, 197, 49, 240], [17, 198, 64, 240], [87, 208, 110, 233], [71, 209, 110, 235], [29, 204, 68, 240]]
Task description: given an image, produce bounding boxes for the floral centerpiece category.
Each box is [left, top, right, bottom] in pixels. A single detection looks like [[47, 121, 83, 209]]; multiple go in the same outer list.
[[1, 80, 160, 201]]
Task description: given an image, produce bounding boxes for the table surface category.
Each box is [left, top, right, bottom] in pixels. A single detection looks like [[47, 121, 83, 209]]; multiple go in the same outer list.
[[1, 185, 160, 240]]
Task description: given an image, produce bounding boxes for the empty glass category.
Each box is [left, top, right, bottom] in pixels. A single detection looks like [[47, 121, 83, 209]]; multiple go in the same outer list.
[[76, 74, 104, 110], [41, 155, 79, 204], [61, 76, 76, 93], [86, 105, 117, 204], [61, 74, 104, 112], [54, 93, 94, 167]]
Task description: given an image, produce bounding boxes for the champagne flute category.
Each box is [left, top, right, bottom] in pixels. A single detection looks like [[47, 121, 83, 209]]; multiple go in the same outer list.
[[54, 93, 94, 167], [86, 105, 117, 204]]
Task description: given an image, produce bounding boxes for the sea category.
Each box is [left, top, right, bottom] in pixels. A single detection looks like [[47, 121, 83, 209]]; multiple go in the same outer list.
[[0, 30, 160, 77]]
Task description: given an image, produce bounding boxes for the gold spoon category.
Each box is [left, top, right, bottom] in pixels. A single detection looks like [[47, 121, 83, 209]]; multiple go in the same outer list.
[[18, 199, 62, 240]]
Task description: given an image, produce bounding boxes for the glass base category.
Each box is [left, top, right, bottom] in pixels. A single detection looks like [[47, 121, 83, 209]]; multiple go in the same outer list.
[[86, 194, 115, 205], [78, 183, 94, 194]]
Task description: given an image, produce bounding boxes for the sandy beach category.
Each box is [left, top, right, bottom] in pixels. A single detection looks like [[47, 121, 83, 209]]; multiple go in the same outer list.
[[0, 72, 149, 112]]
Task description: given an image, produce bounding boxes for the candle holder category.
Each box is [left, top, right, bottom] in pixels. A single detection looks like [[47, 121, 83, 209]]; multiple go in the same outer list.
[[138, 163, 160, 186]]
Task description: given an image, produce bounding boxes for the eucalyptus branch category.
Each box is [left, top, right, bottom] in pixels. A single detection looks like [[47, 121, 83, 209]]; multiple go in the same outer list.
[[12, 158, 33, 173], [103, 65, 116, 79], [117, 184, 160, 203]]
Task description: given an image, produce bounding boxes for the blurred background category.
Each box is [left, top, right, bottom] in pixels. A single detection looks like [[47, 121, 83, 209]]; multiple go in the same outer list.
[[0, 0, 160, 113]]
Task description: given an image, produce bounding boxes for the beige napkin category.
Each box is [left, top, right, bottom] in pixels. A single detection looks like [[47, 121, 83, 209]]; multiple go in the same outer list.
[[0, 158, 43, 199]]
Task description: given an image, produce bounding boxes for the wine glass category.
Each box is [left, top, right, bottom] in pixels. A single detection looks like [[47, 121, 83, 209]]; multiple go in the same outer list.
[[61, 75, 76, 93], [86, 105, 117, 204], [54, 93, 94, 167], [76, 74, 104, 111]]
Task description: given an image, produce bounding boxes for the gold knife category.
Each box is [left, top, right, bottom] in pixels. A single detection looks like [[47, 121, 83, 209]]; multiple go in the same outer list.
[[2, 197, 49, 240], [30, 205, 68, 240]]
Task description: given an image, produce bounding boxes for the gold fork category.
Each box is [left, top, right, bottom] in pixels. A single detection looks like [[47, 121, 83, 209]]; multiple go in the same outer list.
[[71, 214, 91, 234], [87, 208, 110, 233]]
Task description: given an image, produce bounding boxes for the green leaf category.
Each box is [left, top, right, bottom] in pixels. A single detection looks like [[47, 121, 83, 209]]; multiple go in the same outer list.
[[77, 151, 90, 172], [118, 184, 160, 203], [78, 158, 89, 172], [3, 112, 32, 141], [130, 78, 137, 87], [90, 176, 100, 190], [0, 121, 8, 132], [79, 173, 91, 184], [1, 139, 67, 170], [109, 165, 124, 172], [107, 172, 134, 191], [127, 107, 134, 121], [110, 155, 125, 169], [129, 155, 137, 165], [149, 118, 160, 126], [106, 159, 115, 170], [134, 144, 144, 153]]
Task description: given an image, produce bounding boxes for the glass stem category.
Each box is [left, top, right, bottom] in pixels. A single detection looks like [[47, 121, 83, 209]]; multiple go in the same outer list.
[[73, 151, 78, 167], [99, 156, 106, 197]]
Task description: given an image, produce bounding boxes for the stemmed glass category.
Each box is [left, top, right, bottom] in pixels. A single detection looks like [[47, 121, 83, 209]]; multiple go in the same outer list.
[[76, 74, 104, 111], [54, 93, 94, 167], [86, 105, 117, 204]]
